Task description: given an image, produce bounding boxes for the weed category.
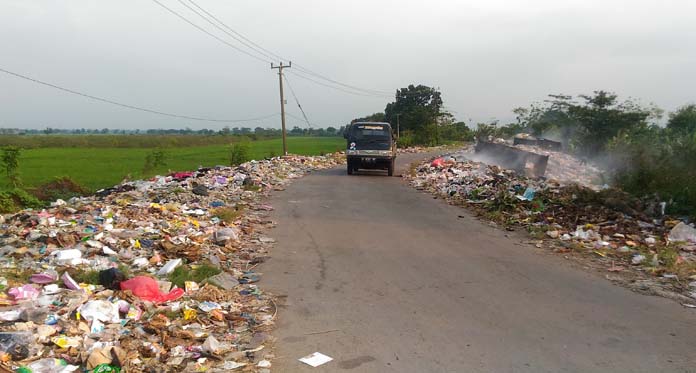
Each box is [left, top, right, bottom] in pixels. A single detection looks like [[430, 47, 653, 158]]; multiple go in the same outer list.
[[211, 206, 244, 223], [0, 188, 43, 212], [169, 263, 222, 288], [30, 176, 88, 202], [1, 146, 21, 187], [229, 140, 251, 166], [243, 184, 261, 192], [143, 148, 167, 174], [71, 269, 101, 285]]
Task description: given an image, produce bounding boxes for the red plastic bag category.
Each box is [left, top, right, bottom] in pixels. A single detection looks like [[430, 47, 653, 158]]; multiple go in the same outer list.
[[431, 158, 445, 168], [120, 276, 184, 303]]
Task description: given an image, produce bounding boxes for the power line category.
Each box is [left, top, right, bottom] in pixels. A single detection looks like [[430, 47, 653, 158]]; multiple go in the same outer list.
[[288, 70, 392, 98], [150, 0, 271, 64], [283, 74, 312, 128], [181, 0, 393, 96], [174, 0, 273, 62], [0, 67, 279, 123], [186, 0, 280, 61]]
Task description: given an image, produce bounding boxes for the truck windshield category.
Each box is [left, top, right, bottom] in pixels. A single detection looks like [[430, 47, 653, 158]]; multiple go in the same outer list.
[[350, 125, 390, 140]]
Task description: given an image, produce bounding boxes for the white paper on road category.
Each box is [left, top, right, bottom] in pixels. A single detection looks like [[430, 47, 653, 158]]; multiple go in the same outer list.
[[298, 352, 333, 367]]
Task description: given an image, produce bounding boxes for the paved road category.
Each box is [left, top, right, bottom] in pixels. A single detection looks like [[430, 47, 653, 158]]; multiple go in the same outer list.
[[260, 153, 696, 373]]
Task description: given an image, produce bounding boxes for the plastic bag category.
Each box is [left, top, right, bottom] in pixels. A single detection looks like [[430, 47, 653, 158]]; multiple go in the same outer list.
[[120, 276, 184, 303], [431, 158, 445, 168], [0, 332, 34, 361], [668, 222, 696, 243]]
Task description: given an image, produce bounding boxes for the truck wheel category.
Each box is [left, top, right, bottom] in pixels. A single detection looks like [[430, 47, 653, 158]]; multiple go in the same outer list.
[[387, 159, 394, 176]]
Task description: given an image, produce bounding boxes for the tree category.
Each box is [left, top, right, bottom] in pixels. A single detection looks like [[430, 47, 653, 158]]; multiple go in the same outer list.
[[385, 84, 443, 133], [568, 91, 651, 155], [667, 104, 696, 136], [351, 112, 386, 123], [1, 146, 21, 187]]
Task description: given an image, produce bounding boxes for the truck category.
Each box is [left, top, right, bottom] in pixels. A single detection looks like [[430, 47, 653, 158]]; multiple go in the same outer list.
[[343, 121, 396, 176]]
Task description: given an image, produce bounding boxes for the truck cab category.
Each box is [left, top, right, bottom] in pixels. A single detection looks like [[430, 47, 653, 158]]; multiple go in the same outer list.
[[343, 122, 396, 176]]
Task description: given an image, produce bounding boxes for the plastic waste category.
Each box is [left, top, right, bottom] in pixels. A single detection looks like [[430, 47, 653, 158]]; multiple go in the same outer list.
[[214, 227, 239, 244], [120, 276, 184, 303], [52, 248, 83, 264], [98, 268, 125, 290], [632, 254, 646, 265], [8, 284, 40, 301], [668, 222, 696, 243], [92, 364, 121, 373], [79, 300, 121, 324], [202, 335, 221, 354], [430, 158, 445, 168], [0, 331, 33, 361], [522, 187, 535, 201], [157, 258, 182, 276], [61, 272, 81, 290], [30, 270, 58, 284], [22, 358, 77, 373]]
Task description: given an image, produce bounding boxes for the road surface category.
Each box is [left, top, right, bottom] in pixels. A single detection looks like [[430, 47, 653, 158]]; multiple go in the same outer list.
[[260, 153, 696, 372]]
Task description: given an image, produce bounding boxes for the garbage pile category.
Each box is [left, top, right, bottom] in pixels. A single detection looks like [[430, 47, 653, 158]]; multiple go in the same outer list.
[[513, 144, 605, 189], [0, 153, 344, 372], [452, 144, 605, 189], [397, 145, 449, 154], [408, 154, 696, 303]]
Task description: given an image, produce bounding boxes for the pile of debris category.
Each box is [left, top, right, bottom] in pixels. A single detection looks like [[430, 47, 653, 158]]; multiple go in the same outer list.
[[407, 153, 696, 304], [513, 144, 605, 189], [0, 153, 344, 372]]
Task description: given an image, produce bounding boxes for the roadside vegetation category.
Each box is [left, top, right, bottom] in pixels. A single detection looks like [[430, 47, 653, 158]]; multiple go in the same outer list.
[[354, 84, 696, 219], [0, 136, 343, 211]]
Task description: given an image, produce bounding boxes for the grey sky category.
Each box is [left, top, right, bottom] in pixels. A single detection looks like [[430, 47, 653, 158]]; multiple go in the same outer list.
[[1, 0, 695, 130]]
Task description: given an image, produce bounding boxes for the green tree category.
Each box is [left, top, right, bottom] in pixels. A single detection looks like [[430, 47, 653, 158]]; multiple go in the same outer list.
[[667, 104, 696, 136], [385, 85, 443, 133], [1, 146, 21, 187], [568, 91, 652, 155], [351, 112, 386, 123]]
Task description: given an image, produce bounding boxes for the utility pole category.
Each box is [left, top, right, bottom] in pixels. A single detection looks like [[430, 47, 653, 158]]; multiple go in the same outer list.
[[271, 61, 291, 155], [395, 114, 401, 139]]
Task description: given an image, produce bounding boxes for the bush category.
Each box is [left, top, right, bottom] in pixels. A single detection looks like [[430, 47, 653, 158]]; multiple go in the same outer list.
[[142, 148, 167, 174], [0, 188, 44, 212], [229, 140, 251, 166], [30, 176, 89, 202], [1, 146, 22, 187], [610, 119, 696, 218]]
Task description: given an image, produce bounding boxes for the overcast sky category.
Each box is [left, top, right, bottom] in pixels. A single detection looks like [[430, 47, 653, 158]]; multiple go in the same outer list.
[[1, 0, 695, 130]]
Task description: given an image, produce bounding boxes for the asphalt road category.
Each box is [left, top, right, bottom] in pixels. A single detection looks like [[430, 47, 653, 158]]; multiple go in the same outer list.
[[260, 152, 696, 373]]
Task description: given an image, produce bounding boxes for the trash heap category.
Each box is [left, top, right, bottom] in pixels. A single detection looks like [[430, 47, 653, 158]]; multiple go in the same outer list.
[[512, 144, 605, 189], [0, 153, 344, 372], [408, 154, 696, 303]]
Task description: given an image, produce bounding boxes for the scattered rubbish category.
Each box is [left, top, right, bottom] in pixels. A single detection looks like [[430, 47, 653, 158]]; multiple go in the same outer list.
[[406, 145, 696, 301], [299, 352, 334, 367], [157, 258, 183, 276], [120, 276, 184, 303], [668, 222, 696, 243], [0, 153, 346, 371]]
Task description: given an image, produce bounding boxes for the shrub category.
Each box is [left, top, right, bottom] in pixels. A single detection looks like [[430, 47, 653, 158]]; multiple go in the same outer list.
[[142, 148, 167, 174], [229, 140, 251, 166], [31, 177, 89, 202], [1, 146, 21, 187], [0, 188, 43, 212]]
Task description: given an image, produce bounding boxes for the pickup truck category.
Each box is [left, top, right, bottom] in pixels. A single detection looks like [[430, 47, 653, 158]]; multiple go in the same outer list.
[[343, 121, 396, 176]]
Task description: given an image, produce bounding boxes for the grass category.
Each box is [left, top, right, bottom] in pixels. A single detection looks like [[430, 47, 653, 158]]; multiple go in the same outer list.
[[1, 137, 344, 191], [169, 263, 222, 288], [211, 206, 244, 224]]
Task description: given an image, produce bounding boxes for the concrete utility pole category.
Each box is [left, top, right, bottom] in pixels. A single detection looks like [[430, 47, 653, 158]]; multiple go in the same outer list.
[[395, 114, 401, 139], [271, 61, 291, 156]]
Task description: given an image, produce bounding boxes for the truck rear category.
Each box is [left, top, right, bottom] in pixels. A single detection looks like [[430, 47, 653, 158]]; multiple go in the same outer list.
[[344, 122, 396, 176]]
